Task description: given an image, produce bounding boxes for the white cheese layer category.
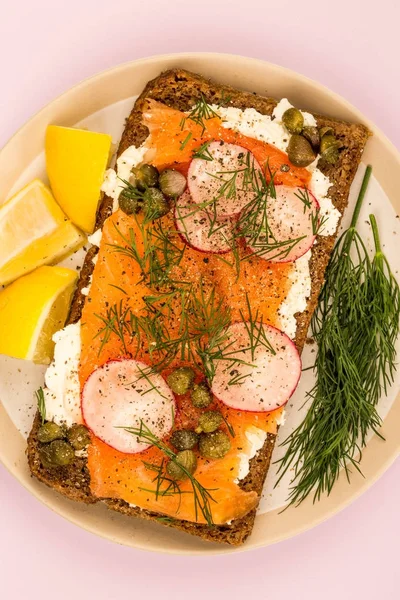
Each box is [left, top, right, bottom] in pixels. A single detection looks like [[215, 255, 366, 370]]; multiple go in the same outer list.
[[213, 105, 290, 153], [75, 449, 88, 458], [88, 228, 102, 247], [275, 409, 286, 427], [308, 159, 341, 235], [101, 144, 148, 210], [234, 426, 267, 483], [272, 98, 317, 128], [43, 322, 83, 427], [278, 249, 312, 339], [213, 99, 316, 154]]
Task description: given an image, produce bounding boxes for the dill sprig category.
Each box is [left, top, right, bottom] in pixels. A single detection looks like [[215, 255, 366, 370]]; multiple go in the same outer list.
[[118, 178, 145, 201], [123, 421, 217, 525], [94, 300, 134, 356], [365, 214, 400, 399], [192, 287, 232, 381], [95, 286, 198, 371], [146, 220, 187, 288], [156, 516, 176, 524], [108, 218, 186, 290], [196, 291, 275, 385], [108, 221, 149, 273], [221, 414, 236, 437], [180, 94, 219, 135], [276, 165, 400, 507], [239, 294, 276, 360], [189, 284, 231, 338], [35, 387, 46, 424], [192, 141, 214, 161], [180, 132, 192, 151], [218, 91, 232, 106], [140, 460, 187, 514], [118, 179, 170, 224], [206, 167, 247, 201]]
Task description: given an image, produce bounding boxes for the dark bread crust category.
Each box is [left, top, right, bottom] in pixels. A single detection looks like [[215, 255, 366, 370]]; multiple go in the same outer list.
[[27, 68, 370, 545]]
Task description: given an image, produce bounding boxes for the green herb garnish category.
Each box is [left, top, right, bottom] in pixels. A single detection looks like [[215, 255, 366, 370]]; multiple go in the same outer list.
[[218, 91, 232, 107], [192, 141, 214, 161], [109, 218, 186, 290], [123, 421, 217, 525], [36, 387, 46, 424], [99, 159, 305, 383], [234, 161, 316, 263], [366, 214, 400, 399], [180, 94, 219, 135], [276, 165, 400, 507], [156, 516, 176, 524], [195, 291, 275, 385], [222, 414, 236, 438], [94, 300, 133, 356], [180, 132, 192, 151], [108, 284, 128, 296]]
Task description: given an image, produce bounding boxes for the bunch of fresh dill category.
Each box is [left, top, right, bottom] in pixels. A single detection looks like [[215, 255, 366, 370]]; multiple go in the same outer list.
[[277, 166, 400, 506]]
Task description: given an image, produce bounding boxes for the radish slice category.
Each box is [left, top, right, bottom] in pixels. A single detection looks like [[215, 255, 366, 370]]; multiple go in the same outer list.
[[211, 322, 301, 412], [175, 190, 234, 253], [245, 185, 319, 263], [188, 141, 261, 218], [82, 359, 175, 454]]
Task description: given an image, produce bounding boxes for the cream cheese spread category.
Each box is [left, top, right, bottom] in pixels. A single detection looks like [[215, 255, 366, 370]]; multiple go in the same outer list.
[[234, 426, 268, 483], [43, 322, 83, 427], [101, 144, 148, 210]]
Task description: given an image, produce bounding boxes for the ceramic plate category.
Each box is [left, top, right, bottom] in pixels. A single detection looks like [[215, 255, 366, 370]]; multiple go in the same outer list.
[[1, 53, 400, 554]]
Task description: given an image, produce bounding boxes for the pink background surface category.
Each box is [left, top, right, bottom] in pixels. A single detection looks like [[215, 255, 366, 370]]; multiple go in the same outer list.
[[1, 1, 399, 598]]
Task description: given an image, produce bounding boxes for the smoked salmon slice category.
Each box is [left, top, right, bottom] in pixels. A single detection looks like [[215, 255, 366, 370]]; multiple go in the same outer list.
[[79, 99, 305, 525]]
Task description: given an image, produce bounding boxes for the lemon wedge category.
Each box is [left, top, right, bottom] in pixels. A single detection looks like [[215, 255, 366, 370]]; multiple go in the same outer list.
[[0, 266, 78, 364], [46, 125, 112, 233], [0, 179, 85, 286]]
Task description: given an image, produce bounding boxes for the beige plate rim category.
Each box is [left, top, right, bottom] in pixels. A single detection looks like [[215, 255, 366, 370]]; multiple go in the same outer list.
[[1, 52, 399, 555]]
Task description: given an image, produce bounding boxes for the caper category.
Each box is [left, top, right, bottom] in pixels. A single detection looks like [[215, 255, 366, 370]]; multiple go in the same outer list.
[[320, 134, 339, 165], [170, 429, 199, 451], [196, 410, 223, 434], [159, 169, 187, 198], [287, 134, 316, 167], [282, 108, 304, 134], [166, 450, 197, 480], [67, 424, 91, 450], [199, 431, 231, 459], [118, 193, 139, 215], [132, 164, 159, 191], [143, 188, 170, 221], [319, 126, 334, 139], [302, 126, 320, 151], [39, 446, 57, 469], [167, 367, 195, 395], [39, 440, 75, 468], [191, 382, 212, 408], [37, 421, 65, 443]]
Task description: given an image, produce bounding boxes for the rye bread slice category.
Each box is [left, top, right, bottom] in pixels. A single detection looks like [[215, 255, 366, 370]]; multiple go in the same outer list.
[[27, 68, 370, 546]]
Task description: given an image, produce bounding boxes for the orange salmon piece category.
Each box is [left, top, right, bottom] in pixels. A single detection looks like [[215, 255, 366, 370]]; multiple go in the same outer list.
[[142, 99, 311, 187], [80, 104, 296, 524]]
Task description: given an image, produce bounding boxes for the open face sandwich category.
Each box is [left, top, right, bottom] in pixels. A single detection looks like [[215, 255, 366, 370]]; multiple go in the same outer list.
[[27, 69, 369, 545]]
